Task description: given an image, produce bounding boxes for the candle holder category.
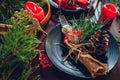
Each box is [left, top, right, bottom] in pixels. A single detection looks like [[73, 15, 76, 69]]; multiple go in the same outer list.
[[40, 1, 51, 27], [24, 1, 51, 27]]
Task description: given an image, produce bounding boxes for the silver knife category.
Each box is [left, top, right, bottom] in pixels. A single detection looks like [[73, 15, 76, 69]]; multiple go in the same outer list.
[[59, 15, 70, 28], [59, 15, 74, 35]]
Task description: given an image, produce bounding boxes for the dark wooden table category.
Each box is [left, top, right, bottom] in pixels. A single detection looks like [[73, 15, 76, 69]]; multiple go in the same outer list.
[[37, 5, 120, 80]]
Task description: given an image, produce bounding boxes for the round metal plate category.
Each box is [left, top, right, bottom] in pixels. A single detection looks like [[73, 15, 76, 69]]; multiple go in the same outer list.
[[45, 23, 119, 78]]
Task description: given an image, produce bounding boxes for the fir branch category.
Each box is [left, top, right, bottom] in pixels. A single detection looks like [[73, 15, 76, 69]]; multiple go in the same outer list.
[[0, 12, 41, 79], [73, 14, 103, 41], [0, 0, 46, 79], [0, 54, 12, 67]]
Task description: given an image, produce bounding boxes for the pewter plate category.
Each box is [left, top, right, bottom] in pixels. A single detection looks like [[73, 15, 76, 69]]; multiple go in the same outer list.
[[45, 23, 119, 78]]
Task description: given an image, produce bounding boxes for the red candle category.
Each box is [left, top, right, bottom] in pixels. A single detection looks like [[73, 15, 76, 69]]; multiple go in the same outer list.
[[99, 3, 118, 25], [24, 1, 45, 22]]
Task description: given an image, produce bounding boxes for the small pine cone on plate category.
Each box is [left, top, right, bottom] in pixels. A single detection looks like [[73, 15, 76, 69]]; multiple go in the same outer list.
[[88, 30, 109, 55]]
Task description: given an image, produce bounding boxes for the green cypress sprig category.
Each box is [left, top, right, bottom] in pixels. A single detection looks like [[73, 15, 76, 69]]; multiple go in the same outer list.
[[0, 14, 41, 79], [73, 14, 103, 41]]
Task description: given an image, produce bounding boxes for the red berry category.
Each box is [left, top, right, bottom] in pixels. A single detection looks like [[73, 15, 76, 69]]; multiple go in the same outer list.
[[73, 30, 82, 35], [66, 32, 71, 38], [77, 30, 82, 35], [73, 30, 78, 35], [64, 37, 68, 43]]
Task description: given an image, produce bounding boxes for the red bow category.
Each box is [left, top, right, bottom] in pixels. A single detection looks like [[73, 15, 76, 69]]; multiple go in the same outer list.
[[54, 0, 88, 10]]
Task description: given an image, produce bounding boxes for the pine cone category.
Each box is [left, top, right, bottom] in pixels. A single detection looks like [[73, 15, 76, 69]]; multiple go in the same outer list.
[[88, 30, 109, 55]]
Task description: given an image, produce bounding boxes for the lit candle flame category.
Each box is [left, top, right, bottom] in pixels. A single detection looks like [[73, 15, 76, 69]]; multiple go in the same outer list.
[[34, 6, 37, 11]]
